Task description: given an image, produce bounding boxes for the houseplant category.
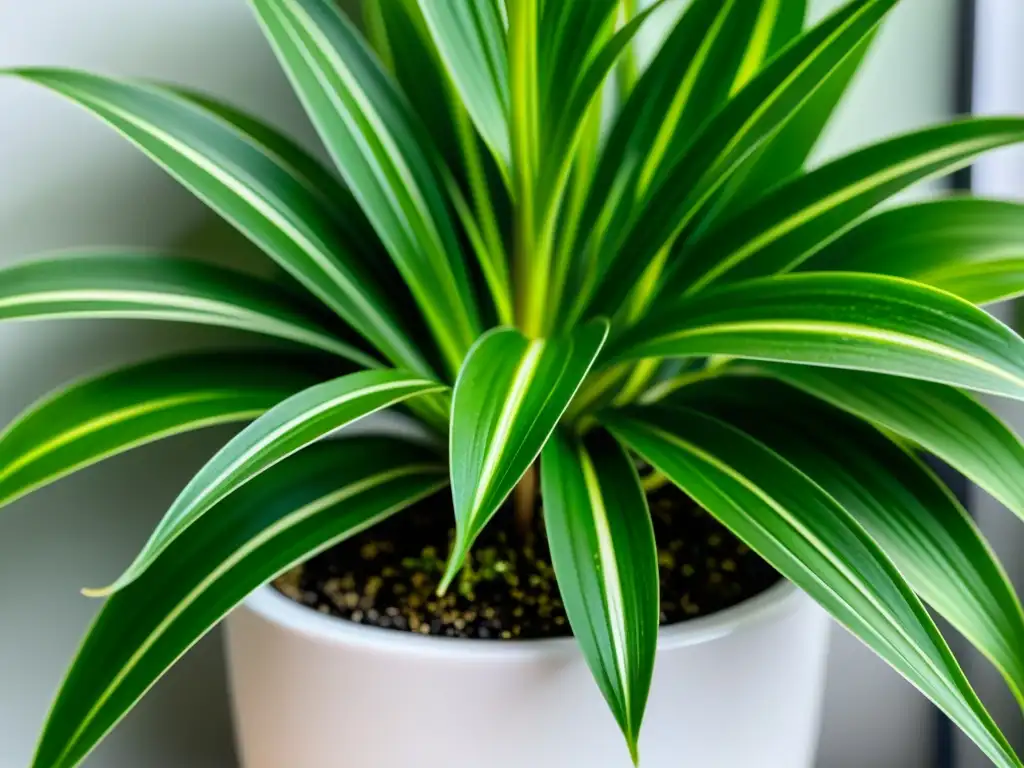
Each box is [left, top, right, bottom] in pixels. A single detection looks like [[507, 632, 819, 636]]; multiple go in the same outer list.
[[4, 0, 1024, 764]]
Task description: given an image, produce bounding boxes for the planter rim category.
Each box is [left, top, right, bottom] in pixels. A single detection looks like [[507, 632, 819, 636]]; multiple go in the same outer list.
[[240, 579, 803, 660]]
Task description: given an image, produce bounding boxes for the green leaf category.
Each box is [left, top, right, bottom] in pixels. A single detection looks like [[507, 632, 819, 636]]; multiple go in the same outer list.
[[170, 86, 381, 258], [564, 0, 748, 315], [666, 118, 1024, 295], [249, 0, 481, 375], [369, 0, 513, 327], [441, 320, 610, 590], [509, 0, 543, 335], [580, 0, 900, 321], [669, 375, 1024, 708], [529, 0, 665, 334], [604, 407, 1022, 768], [709, 32, 871, 219], [0, 350, 332, 511], [803, 198, 1024, 304], [32, 437, 446, 768], [8, 68, 430, 377], [416, 0, 511, 174], [613, 272, 1024, 401], [95, 370, 445, 596], [614, 0, 807, 318], [0, 252, 376, 366], [755, 364, 1024, 524], [540, 430, 659, 764], [731, 0, 807, 91]]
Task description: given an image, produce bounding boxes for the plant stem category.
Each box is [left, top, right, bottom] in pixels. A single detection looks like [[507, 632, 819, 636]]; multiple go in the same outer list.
[[513, 463, 538, 539]]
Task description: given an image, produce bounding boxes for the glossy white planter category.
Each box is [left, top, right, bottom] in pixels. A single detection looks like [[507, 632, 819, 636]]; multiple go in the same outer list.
[[225, 580, 830, 768]]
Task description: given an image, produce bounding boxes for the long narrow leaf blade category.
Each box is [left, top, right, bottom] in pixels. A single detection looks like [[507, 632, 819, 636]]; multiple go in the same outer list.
[[582, 0, 899, 320], [8, 69, 428, 375], [667, 118, 1024, 295], [708, 33, 871, 218], [541, 430, 659, 764], [249, 0, 481, 374], [604, 407, 1022, 768], [803, 198, 1024, 304], [369, 0, 514, 327], [0, 351, 332, 511], [32, 438, 446, 768], [0, 253, 376, 365], [670, 376, 1024, 708], [442, 320, 610, 588], [416, 0, 510, 172], [613, 273, 1024, 401], [96, 370, 445, 595], [566, 0, 740, 306], [171, 86, 382, 258], [756, 363, 1024, 523]]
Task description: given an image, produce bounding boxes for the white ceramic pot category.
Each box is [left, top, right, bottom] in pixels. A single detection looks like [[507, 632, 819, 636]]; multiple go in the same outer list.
[[225, 580, 831, 768]]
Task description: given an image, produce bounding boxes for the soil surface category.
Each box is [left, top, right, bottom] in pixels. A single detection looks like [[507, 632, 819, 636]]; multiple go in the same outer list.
[[274, 481, 780, 640]]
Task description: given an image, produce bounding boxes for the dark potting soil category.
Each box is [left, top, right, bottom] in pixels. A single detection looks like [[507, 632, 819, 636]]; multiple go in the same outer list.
[[274, 482, 780, 640]]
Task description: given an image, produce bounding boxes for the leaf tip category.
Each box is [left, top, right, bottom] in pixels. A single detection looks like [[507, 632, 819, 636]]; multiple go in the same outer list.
[[80, 584, 113, 599]]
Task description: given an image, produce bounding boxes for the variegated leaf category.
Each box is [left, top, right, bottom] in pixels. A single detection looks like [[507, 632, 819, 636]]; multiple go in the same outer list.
[[32, 438, 446, 768], [441, 320, 609, 588], [96, 369, 445, 595], [541, 430, 659, 765]]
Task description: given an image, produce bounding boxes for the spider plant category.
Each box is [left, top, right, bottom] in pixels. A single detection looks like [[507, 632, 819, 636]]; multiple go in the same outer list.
[[4, 0, 1024, 765]]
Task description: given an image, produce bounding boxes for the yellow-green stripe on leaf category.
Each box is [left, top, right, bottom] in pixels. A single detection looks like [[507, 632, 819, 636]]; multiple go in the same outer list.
[[604, 407, 1022, 768], [614, 273, 1024, 401], [803, 198, 1024, 305], [442, 320, 609, 589], [8, 69, 429, 377], [249, 0, 482, 375], [0, 351, 335, 512], [669, 118, 1024, 295], [0, 252, 379, 366], [541, 430, 659, 765], [583, 0, 900, 321], [97, 369, 446, 595], [757, 364, 1024, 525], [32, 438, 446, 768], [672, 375, 1024, 710]]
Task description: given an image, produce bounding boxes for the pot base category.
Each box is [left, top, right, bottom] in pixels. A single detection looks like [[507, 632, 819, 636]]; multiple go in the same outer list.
[[226, 582, 829, 768]]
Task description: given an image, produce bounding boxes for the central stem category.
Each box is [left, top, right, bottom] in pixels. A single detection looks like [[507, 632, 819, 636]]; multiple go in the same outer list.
[[513, 464, 538, 538]]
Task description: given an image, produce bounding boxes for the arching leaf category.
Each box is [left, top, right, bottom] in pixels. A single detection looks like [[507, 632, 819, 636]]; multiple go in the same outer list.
[[541, 430, 658, 765], [614, 273, 1024, 401], [97, 370, 445, 595], [32, 438, 446, 768]]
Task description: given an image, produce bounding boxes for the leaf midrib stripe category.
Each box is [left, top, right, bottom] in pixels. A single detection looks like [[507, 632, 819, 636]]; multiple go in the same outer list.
[[267, 1, 476, 362], [159, 378, 442, 541], [0, 411, 267, 511], [578, 446, 631, 728], [718, 0, 886, 166], [54, 466, 447, 768], [687, 136, 1015, 294], [464, 340, 545, 523], [621, 420, 975, 712], [0, 391, 247, 482], [636, 0, 737, 195], [645, 319, 1023, 389], [0, 289, 353, 357], [47, 83, 416, 367], [731, 0, 782, 94]]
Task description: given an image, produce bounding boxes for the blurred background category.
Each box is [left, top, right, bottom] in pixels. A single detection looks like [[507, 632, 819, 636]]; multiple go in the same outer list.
[[0, 1, 1021, 765]]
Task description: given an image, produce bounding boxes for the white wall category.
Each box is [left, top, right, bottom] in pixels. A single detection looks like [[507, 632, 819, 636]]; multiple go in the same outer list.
[[0, 1, 959, 766]]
